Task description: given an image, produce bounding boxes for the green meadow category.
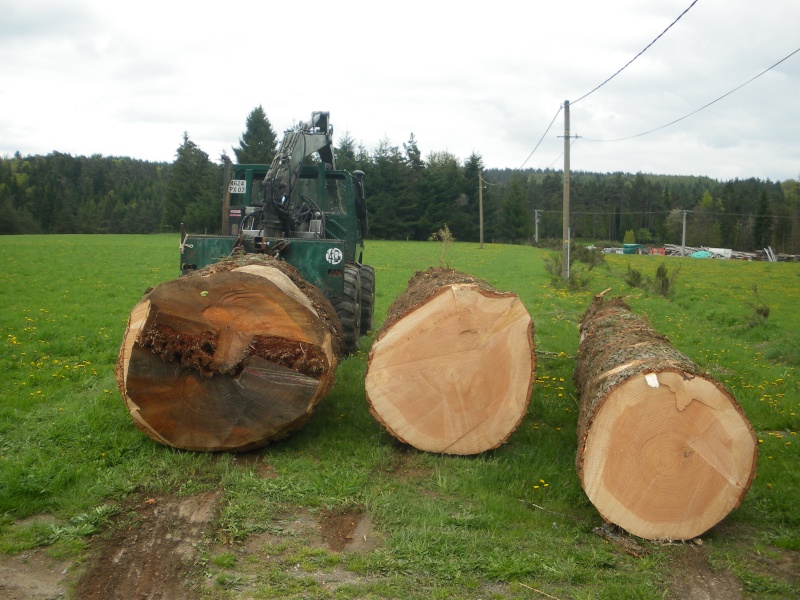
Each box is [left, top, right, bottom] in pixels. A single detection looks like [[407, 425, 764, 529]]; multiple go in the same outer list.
[[0, 234, 798, 598]]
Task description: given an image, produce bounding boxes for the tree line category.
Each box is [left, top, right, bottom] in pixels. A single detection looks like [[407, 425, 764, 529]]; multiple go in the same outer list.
[[2, 106, 798, 254]]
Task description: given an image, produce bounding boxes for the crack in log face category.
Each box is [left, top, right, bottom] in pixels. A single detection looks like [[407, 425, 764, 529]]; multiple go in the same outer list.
[[141, 323, 218, 376], [139, 324, 328, 381], [247, 336, 328, 379]]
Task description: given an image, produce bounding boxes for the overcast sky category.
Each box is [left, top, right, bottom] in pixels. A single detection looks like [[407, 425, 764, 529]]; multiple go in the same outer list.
[[1, 0, 798, 181]]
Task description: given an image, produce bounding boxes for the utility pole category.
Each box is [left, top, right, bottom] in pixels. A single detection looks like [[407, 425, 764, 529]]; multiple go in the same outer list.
[[221, 154, 232, 235], [681, 210, 688, 256], [562, 100, 570, 281], [534, 209, 540, 243], [479, 171, 484, 249]]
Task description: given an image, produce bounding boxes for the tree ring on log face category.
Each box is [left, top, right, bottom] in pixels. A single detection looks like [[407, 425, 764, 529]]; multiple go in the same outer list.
[[581, 371, 757, 540]]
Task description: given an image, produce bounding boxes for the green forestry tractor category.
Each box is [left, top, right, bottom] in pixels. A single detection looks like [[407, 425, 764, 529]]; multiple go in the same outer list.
[[179, 111, 374, 352]]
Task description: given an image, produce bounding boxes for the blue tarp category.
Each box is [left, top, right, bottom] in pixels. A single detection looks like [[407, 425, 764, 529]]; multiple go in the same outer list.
[[691, 250, 713, 258]]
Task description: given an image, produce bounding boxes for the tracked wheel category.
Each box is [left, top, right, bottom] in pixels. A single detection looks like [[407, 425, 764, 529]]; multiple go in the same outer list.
[[360, 264, 376, 333], [333, 263, 362, 354]]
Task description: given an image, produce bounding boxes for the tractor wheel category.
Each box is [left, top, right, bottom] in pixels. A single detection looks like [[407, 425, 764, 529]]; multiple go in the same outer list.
[[333, 263, 362, 354], [359, 264, 375, 333]]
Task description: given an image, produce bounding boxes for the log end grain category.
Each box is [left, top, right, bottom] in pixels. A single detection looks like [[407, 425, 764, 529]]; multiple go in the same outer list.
[[116, 262, 337, 452], [366, 281, 535, 455], [579, 370, 757, 540]]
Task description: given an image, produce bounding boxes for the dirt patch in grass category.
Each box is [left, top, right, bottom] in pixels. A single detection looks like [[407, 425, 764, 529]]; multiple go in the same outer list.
[[73, 491, 221, 600], [2, 489, 796, 599], [667, 544, 743, 600], [0, 549, 71, 600], [319, 507, 379, 553]]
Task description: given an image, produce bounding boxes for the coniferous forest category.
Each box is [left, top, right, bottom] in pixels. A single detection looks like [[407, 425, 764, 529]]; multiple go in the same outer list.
[[2, 109, 798, 254]]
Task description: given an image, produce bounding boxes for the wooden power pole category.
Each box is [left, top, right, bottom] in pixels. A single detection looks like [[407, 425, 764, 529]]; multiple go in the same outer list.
[[562, 100, 571, 281], [479, 171, 484, 249], [221, 155, 233, 235]]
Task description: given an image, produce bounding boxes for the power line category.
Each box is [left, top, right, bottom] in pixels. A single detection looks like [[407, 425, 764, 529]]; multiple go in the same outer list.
[[547, 136, 580, 169], [535, 208, 797, 220], [519, 105, 563, 169], [583, 46, 800, 143], [572, 0, 700, 105]]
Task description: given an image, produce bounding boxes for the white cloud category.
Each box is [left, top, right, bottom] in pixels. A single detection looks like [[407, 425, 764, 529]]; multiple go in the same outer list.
[[1, 0, 798, 180]]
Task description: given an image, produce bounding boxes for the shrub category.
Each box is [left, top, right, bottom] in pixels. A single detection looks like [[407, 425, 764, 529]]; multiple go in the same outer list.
[[429, 224, 455, 268], [624, 265, 643, 288], [652, 262, 678, 297], [544, 252, 592, 290], [572, 244, 605, 271], [745, 285, 770, 327]]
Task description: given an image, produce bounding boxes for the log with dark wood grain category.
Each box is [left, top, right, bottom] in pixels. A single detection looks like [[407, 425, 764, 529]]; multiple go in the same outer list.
[[365, 268, 535, 455], [115, 256, 343, 452], [574, 293, 757, 540]]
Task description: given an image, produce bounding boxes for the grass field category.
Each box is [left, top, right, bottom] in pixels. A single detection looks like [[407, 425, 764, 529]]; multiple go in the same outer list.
[[0, 234, 798, 599]]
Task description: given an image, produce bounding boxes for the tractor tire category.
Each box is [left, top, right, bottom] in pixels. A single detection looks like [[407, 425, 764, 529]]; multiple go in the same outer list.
[[333, 263, 362, 354], [359, 264, 376, 333]]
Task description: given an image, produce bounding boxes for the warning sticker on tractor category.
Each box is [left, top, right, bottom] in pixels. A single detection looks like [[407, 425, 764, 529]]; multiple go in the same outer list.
[[229, 179, 246, 194], [325, 248, 343, 265]]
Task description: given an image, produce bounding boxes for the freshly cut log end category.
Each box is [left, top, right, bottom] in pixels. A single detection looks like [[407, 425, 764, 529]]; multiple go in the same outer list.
[[115, 257, 340, 452], [575, 295, 757, 541], [365, 268, 535, 455]]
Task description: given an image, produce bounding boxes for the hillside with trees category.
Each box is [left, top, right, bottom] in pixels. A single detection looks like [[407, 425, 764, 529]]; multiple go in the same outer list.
[[1, 107, 798, 254]]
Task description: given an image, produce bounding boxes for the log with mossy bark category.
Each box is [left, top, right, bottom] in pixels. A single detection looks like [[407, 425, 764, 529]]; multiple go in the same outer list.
[[365, 268, 535, 455], [115, 256, 343, 452], [574, 292, 757, 540]]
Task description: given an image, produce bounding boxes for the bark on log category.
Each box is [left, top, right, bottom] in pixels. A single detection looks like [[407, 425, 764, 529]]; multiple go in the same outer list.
[[365, 268, 535, 455], [574, 294, 757, 540], [115, 255, 343, 452]]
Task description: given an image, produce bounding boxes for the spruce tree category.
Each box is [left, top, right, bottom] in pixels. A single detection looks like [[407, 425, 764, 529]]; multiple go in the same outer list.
[[233, 106, 278, 165], [753, 190, 773, 250], [163, 132, 220, 232], [501, 177, 533, 243]]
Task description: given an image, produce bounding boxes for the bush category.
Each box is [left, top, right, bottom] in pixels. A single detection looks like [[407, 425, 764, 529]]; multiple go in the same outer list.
[[745, 285, 770, 327], [652, 262, 678, 297], [572, 244, 605, 271], [624, 265, 643, 288], [543, 252, 592, 290]]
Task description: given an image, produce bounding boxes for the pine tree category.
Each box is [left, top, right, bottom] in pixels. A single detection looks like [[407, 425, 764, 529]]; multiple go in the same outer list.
[[163, 132, 221, 232], [501, 177, 533, 243], [753, 190, 773, 250], [233, 106, 278, 165]]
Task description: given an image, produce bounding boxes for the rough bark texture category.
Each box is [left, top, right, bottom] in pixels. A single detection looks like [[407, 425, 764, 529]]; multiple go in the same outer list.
[[575, 293, 758, 540], [365, 268, 535, 455], [115, 255, 343, 452]]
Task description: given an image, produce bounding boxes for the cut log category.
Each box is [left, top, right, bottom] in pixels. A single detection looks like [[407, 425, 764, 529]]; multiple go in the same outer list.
[[115, 256, 342, 452], [365, 268, 535, 455], [574, 293, 757, 540]]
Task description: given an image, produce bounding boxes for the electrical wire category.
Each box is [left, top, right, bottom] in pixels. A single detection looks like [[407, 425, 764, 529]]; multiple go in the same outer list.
[[572, 0, 700, 105], [535, 208, 796, 220], [547, 136, 581, 169], [517, 0, 697, 171], [519, 105, 563, 169], [581, 46, 800, 143]]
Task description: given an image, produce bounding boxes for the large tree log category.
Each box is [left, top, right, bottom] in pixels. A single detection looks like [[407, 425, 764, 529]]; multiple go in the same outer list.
[[365, 268, 535, 455], [574, 293, 757, 540], [115, 256, 342, 452]]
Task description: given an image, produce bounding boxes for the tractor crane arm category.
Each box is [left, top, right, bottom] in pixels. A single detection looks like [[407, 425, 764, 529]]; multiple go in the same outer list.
[[261, 111, 335, 235]]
